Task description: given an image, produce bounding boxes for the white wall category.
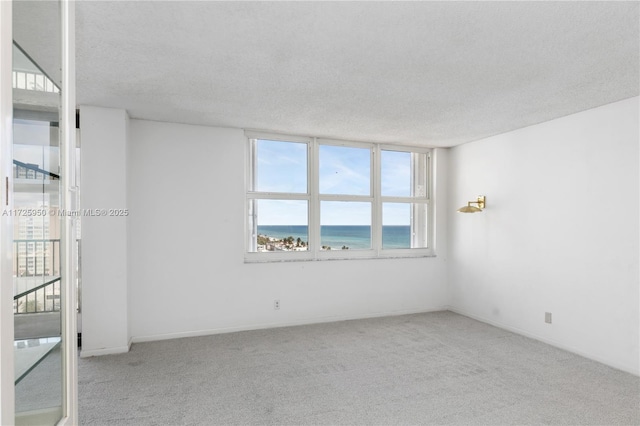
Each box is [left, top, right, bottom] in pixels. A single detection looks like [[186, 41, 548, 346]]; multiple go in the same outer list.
[[83, 97, 638, 376], [127, 120, 449, 342], [448, 97, 639, 375], [80, 105, 130, 357]]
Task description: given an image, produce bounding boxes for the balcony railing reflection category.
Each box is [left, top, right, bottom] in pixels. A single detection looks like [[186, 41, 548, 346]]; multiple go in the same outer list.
[[13, 160, 60, 181], [13, 70, 60, 93], [13, 239, 61, 315], [13, 277, 61, 315]]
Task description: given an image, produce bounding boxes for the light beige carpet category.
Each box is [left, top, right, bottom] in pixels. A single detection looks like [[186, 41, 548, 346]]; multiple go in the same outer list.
[[78, 311, 640, 425]]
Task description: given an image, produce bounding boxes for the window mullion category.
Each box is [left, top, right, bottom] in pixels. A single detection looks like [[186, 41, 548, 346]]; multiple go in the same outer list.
[[246, 139, 257, 252], [247, 192, 309, 200], [372, 145, 381, 254], [411, 152, 418, 249], [426, 152, 432, 200], [380, 196, 429, 203], [317, 194, 374, 202], [309, 138, 320, 256]]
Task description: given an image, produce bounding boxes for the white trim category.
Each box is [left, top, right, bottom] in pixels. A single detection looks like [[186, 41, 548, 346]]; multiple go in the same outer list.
[[0, 1, 15, 423], [379, 143, 432, 155], [447, 306, 640, 377], [245, 253, 437, 263], [58, 1, 78, 424], [429, 149, 439, 253], [316, 137, 374, 150], [378, 195, 429, 203], [309, 138, 320, 256], [79, 342, 132, 359], [244, 137, 255, 252], [244, 130, 311, 144], [131, 306, 449, 344], [372, 145, 381, 251], [247, 192, 309, 200]]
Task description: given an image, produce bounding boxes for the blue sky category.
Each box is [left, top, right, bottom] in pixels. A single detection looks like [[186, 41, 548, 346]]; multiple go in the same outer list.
[[255, 140, 414, 225], [319, 145, 370, 195]]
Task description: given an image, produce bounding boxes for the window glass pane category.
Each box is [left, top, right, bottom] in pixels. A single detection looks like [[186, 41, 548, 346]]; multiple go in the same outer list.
[[383, 203, 428, 249], [250, 199, 308, 252], [255, 139, 307, 193], [381, 150, 410, 197], [381, 150, 427, 197], [382, 203, 411, 249], [319, 145, 370, 195], [320, 201, 371, 250]]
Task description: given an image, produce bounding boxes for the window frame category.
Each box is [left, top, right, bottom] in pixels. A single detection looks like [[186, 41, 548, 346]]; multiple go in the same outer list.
[[245, 131, 434, 262]]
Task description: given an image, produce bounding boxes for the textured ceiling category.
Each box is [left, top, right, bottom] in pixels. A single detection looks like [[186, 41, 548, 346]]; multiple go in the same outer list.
[[17, 1, 640, 147], [13, 1, 61, 83]]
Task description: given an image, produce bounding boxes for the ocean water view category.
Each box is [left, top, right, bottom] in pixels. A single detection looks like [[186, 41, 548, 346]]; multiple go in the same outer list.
[[257, 225, 411, 249]]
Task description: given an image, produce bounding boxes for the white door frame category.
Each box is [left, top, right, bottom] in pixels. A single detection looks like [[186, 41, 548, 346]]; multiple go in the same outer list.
[[0, 1, 78, 424], [0, 0, 15, 422], [59, 0, 78, 424]]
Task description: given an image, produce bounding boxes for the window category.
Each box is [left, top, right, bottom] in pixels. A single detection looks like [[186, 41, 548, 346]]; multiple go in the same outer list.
[[246, 132, 432, 261], [380, 149, 429, 250]]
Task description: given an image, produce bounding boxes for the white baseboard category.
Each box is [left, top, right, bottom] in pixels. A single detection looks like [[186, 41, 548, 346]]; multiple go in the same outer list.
[[447, 306, 640, 377], [80, 340, 132, 358], [131, 306, 448, 344]]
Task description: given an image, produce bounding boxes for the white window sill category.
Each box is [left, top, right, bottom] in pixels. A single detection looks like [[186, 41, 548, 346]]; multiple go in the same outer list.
[[244, 251, 437, 263]]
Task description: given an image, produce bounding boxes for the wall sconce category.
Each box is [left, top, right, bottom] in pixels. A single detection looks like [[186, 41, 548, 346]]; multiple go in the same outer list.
[[457, 196, 486, 213]]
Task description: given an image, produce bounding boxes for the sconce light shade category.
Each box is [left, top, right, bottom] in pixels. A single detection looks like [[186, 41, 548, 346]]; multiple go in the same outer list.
[[457, 205, 482, 213], [457, 196, 486, 213]]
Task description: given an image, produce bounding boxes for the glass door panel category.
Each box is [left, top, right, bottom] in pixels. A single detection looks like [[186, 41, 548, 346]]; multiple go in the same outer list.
[[12, 8, 63, 422]]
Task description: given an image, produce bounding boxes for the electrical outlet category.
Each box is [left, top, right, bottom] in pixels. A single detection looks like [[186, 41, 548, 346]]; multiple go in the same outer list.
[[545, 312, 552, 324], [274, 299, 280, 310]]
